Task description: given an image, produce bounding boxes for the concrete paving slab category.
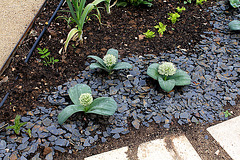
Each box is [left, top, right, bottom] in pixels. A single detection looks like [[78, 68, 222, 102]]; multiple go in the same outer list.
[[0, 0, 45, 72], [207, 116, 240, 160], [138, 135, 201, 160], [84, 146, 128, 160], [172, 135, 202, 160]]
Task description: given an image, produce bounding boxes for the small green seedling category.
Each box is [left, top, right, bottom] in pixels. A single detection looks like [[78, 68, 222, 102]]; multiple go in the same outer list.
[[143, 29, 155, 38], [176, 6, 186, 13], [168, 13, 180, 24], [154, 22, 167, 36], [184, 0, 192, 4], [88, 48, 132, 74], [6, 115, 27, 135], [196, 0, 207, 5], [224, 110, 231, 118], [25, 129, 32, 138], [37, 48, 59, 66]]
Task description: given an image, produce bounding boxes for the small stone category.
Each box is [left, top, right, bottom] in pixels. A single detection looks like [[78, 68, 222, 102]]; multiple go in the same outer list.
[[215, 150, 220, 155], [45, 152, 53, 160], [131, 119, 140, 129], [101, 137, 106, 143], [0, 140, 6, 150], [180, 112, 189, 119], [113, 133, 120, 139], [111, 128, 125, 134], [28, 143, 38, 154], [53, 146, 66, 153], [43, 147, 53, 156], [31, 153, 40, 160], [42, 118, 52, 127], [205, 135, 208, 140], [55, 139, 69, 146], [83, 139, 91, 147]]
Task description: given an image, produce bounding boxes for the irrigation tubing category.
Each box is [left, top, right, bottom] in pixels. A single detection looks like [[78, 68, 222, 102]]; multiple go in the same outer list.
[[0, 0, 64, 108]]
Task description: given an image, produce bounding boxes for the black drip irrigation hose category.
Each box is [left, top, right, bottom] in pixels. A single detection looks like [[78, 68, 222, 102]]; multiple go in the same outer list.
[[0, 0, 64, 108]]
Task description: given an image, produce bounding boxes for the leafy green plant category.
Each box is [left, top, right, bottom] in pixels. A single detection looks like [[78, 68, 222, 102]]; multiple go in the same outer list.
[[184, 0, 192, 4], [116, 0, 153, 7], [143, 29, 155, 38], [196, 0, 207, 5], [229, 0, 240, 8], [88, 48, 132, 74], [6, 115, 27, 135], [224, 110, 232, 118], [58, 84, 118, 124], [168, 13, 180, 24], [176, 6, 186, 13], [154, 22, 167, 36], [229, 20, 240, 31], [37, 48, 59, 66], [147, 62, 191, 92], [64, 0, 105, 51]]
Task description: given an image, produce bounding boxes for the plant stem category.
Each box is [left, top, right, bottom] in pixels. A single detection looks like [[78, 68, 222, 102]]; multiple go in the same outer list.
[[164, 76, 167, 81]]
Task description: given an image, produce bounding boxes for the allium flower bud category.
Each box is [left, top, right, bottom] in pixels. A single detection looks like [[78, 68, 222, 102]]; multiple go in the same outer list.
[[79, 93, 93, 106], [158, 62, 176, 76], [103, 54, 117, 67]]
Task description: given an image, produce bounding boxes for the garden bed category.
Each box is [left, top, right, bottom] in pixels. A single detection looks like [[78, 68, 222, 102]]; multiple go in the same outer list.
[[0, 0, 240, 159]]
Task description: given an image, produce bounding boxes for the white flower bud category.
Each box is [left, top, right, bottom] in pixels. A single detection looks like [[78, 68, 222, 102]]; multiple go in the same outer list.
[[79, 93, 93, 106], [103, 54, 117, 67], [158, 62, 176, 76]]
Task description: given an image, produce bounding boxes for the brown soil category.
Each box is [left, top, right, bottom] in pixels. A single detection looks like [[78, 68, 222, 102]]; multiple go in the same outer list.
[[0, 0, 239, 159]]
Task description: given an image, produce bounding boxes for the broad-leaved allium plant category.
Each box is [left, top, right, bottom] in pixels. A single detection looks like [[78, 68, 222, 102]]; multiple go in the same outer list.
[[58, 84, 117, 124], [147, 62, 191, 92], [88, 48, 132, 74]]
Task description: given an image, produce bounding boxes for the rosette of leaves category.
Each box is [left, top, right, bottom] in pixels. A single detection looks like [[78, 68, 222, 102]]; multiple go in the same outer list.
[[229, 0, 240, 8], [88, 48, 132, 73], [154, 22, 167, 36], [58, 84, 118, 124], [6, 115, 27, 135], [168, 13, 180, 24], [147, 62, 191, 92], [143, 29, 155, 38]]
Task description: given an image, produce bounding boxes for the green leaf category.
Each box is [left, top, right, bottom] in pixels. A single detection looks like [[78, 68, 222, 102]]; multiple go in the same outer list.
[[158, 76, 176, 92], [229, 20, 240, 31], [113, 62, 132, 70], [64, 28, 79, 52], [168, 69, 191, 86], [68, 84, 92, 105], [88, 55, 107, 68], [89, 63, 107, 70], [106, 48, 119, 61], [87, 97, 117, 115], [58, 105, 85, 125], [116, 1, 128, 7], [147, 63, 160, 80]]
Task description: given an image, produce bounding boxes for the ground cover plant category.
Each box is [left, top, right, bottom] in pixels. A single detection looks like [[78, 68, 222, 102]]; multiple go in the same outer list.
[[1, 0, 240, 159], [88, 48, 132, 73]]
